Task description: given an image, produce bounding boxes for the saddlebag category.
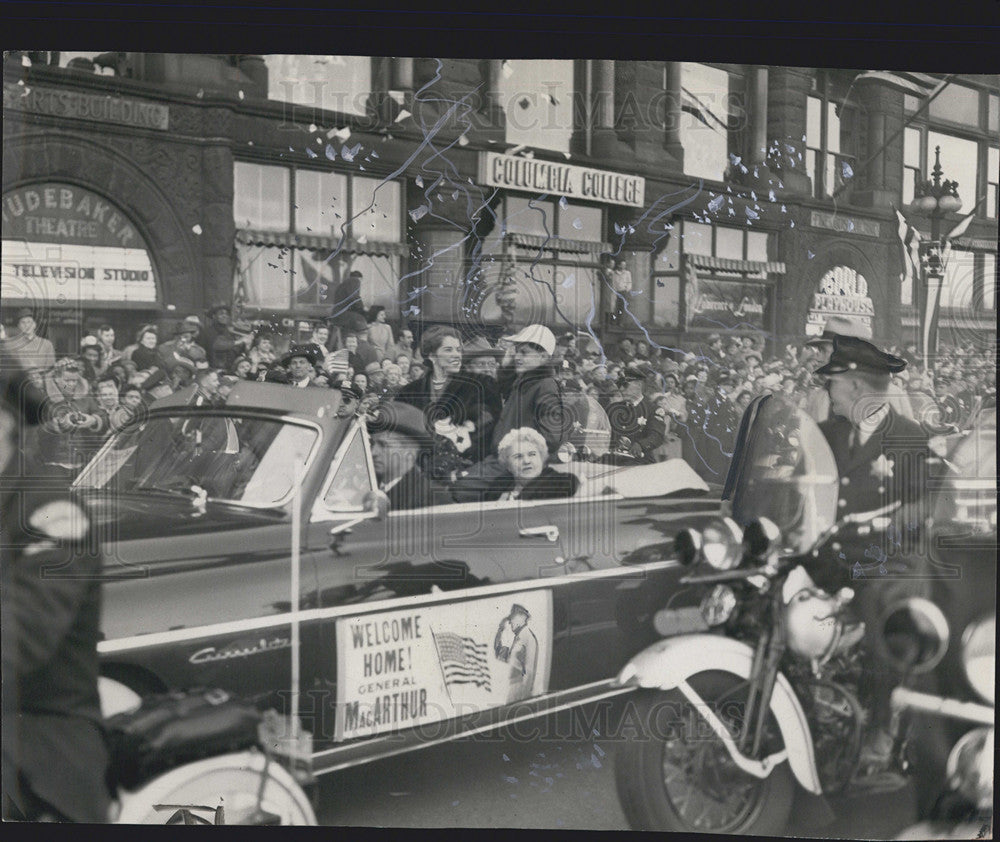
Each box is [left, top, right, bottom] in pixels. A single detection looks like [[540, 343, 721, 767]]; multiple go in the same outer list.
[[106, 687, 262, 789]]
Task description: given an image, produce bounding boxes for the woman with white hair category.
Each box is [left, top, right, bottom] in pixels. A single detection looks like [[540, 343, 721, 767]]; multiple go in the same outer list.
[[488, 427, 578, 502]]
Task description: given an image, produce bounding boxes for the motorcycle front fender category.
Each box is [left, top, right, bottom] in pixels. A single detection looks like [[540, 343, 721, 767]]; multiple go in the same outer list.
[[615, 633, 823, 795]]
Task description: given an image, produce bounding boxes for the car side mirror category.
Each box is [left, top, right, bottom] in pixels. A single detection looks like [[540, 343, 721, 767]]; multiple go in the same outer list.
[[363, 489, 390, 520]]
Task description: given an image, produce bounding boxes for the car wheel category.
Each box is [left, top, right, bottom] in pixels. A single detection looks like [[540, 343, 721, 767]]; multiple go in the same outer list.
[[615, 672, 795, 834]]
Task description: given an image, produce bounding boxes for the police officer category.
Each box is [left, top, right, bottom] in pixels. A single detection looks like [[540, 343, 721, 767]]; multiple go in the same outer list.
[[1, 352, 111, 822], [604, 368, 666, 465], [812, 335, 932, 775]]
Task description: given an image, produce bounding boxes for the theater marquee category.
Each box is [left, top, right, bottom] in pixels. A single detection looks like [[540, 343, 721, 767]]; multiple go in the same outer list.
[[479, 152, 645, 207], [2, 183, 158, 305]]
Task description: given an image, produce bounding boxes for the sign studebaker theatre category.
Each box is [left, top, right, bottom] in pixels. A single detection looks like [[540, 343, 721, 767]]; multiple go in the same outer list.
[[82, 382, 719, 769], [2, 183, 158, 304]]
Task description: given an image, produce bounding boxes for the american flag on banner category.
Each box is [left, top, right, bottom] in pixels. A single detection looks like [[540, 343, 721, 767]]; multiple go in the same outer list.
[[894, 206, 923, 297], [432, 631, 491, 696]]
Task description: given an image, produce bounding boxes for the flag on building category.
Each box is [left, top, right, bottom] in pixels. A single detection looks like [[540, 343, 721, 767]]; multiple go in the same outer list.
[[432, 630, 491, 697], [940, 208, 978, 270], [852, 71, 943, 98], [680, 87, 728, 133], [894, 206, 923, 296]]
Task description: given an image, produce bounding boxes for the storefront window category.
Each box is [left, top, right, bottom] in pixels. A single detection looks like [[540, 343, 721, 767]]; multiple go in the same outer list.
[[295, 170, 347, 234], [235, 163, 403, 313], [682, 221, 713, 255], [679, 63, 732, 183], [928, 83, 982, 126], [715, 226, 743, 260], [472, 195, 606, 328], [264, 55, 372, 117], [747, 231, 769, 262], [926, 132, 978, 209], [352, 176, 403, 242], [234, 162, 290, 231], [499, 60, 575, 153]]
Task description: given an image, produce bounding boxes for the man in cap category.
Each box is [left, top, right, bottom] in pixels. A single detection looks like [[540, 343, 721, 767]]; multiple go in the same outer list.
[[811, 335, 932, 775], [1, 351, 111, 822], [367, 401, 451, 511], [4, 309, 56, 372], [281, 345, 323, 388], [202, 302, 239, 370], [36, 358, 107, 480], [604, 368, 665, 464], [491, 324, 569, 457], [802, 315, 873, 422]]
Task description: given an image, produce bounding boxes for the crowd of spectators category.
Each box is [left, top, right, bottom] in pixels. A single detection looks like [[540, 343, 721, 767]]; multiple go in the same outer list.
[[2, 299, 994, 488]]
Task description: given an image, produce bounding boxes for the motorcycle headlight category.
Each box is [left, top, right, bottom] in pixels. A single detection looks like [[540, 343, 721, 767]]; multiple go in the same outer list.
[[962, 615, 995, 705], [700, 517, 744, 570], [742, 517, 782, 560], [946, 726, 994, 810], [700, 584, 737, 627], [674, 528, 702, 566]]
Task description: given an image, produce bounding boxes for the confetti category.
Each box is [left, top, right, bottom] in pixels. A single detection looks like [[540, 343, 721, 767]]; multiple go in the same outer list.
[[501, 60, 514, 78], [308, 123, 317, 133], [306, 148, 318, 158], [325, 144, 337, 161], [191, 224, 203, 235], [415, 175, 424, 188], [458, 134, 469, 146], [196, 89, 204, 99], [237, 90, 244, 100], [394, 109, 411, 123]]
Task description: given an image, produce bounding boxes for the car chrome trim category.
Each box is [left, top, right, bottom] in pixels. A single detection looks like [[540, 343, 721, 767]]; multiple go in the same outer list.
[[311, 420, 378, 521], [97, 558, 682, 654], [309, 680, 634, 776]]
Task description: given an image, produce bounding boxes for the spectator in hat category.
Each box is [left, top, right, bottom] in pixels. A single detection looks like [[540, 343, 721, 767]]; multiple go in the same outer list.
[[340, 311, 382, 367], [78, 337, 105, 385], [462, 336, 502, 381], [126, 324, 160, 370], [3, 309, 55, 373], [366, 305, 395, 359], [201, 303, 239, 370], [810, 334, 932, 772], [330, 269, 367, 321], [157, 319, 206, 373], [491, 324, 569, 457], [230, 355, 254, 380], [1, 351, 112, 823], [603, 368, 666, 465], [282, 346, 323, 388], [36, 358, 107, 480]]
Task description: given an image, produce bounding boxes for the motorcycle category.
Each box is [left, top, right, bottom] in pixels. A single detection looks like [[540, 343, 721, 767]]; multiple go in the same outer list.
[[612, 394, 993, 835], [99, 678, 317, 825], [891, 613, 994, 840]]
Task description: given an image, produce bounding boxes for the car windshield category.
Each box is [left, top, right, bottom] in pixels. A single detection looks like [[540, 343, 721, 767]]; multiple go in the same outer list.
[[728, 395, 840, 555], [74, 412, 320, 507]]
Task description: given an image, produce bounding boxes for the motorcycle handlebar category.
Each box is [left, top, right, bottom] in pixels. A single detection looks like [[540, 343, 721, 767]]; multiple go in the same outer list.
[[891, 687, 994, 726], [680, 565, 772, 586]]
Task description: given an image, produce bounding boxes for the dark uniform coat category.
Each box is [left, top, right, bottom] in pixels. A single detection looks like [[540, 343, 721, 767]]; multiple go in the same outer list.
[[1, 481, 110, 822], [606, 396, 666, 463]]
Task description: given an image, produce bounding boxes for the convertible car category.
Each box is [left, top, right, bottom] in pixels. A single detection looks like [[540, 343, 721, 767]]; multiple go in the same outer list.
[[79, 382, 722, 773]]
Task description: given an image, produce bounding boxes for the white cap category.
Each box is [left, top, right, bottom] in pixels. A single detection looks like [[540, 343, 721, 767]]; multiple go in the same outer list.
[[506, 324, 556, 356]]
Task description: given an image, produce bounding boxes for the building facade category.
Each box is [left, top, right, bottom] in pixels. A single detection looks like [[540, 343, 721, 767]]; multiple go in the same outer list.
[[3, 53, 997, 357]]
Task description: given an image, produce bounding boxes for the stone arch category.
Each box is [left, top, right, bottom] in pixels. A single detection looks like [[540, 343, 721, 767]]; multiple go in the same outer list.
[[800, 239, 890, 338], [2, 132, 200, 311]]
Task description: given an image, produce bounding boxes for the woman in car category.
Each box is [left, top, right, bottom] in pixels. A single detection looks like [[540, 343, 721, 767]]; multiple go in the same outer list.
[[396, 326, 501, 464], [485, 427, 579, 502]]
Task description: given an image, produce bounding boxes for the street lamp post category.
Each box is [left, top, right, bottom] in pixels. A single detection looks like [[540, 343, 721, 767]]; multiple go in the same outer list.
[[908, 145, 962, 373]]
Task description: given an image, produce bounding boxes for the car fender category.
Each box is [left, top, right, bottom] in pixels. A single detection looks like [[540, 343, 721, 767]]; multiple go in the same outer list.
[[615, 633, 822, 795]]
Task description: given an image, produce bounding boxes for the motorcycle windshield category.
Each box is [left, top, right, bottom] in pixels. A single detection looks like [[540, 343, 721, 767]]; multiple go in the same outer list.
[[726, 394, 839, 555]]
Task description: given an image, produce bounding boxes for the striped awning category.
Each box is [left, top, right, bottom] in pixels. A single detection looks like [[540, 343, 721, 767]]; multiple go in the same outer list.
[[688, 254, 786, 274], [506, 233, 611, 254], [235, 229, 408, 257]]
